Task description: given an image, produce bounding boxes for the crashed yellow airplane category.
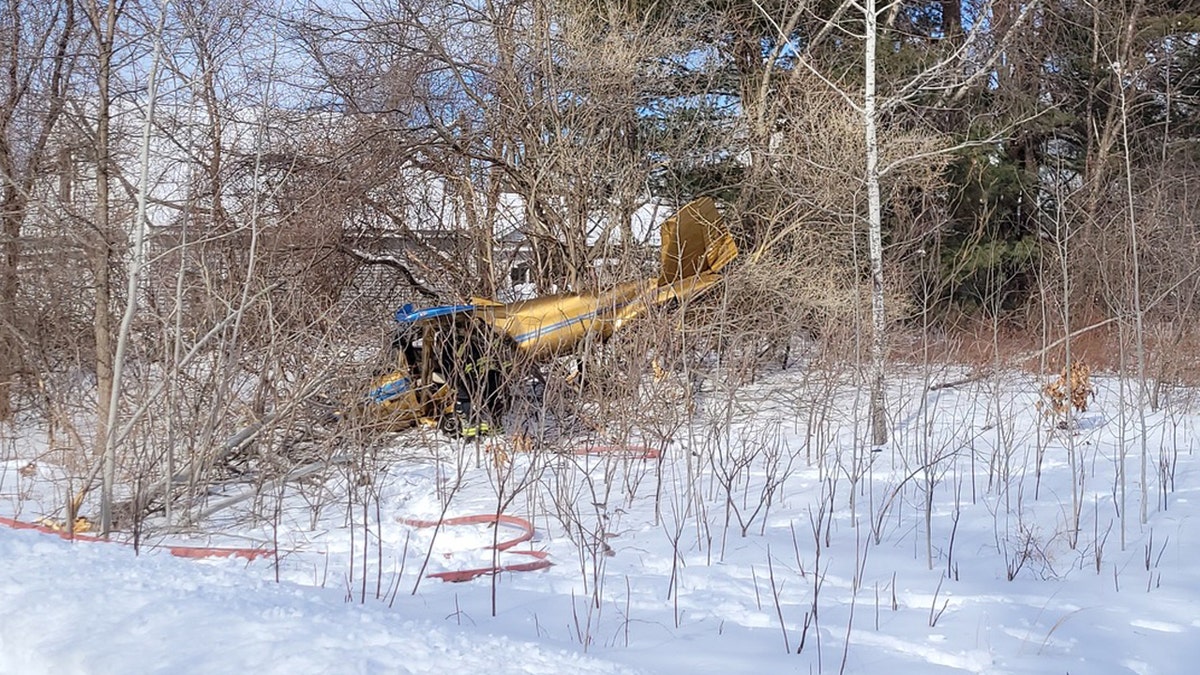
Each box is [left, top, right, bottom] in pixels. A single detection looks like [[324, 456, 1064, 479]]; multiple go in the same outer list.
[[361, 197, 737, 434]]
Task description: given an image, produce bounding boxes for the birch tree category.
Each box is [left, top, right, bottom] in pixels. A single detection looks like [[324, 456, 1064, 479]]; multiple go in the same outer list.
[[773, 0, 1038, 445], [863, 0, 886, 445]]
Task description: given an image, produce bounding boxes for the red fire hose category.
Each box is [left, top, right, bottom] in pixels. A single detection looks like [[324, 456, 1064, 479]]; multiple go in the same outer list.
[[398, 513, 551, 583], [401, 443, 657, 583], [2, 443, 657, 573], [0, 516, 272, 561]]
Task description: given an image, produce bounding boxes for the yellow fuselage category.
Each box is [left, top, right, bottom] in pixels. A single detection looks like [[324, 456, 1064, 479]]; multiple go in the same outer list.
[[361, 197, 737, 430]]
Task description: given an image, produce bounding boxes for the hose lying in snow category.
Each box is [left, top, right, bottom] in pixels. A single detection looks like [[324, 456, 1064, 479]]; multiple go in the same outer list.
[[398, 513, 551, 583], [0, 516, 272, 561], [400, 442, 659, 583]]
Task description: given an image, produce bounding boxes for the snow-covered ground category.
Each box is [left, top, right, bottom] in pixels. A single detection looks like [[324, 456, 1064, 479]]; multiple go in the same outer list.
[[3, 368, 1200, 674], [0, 527, 629, 675]]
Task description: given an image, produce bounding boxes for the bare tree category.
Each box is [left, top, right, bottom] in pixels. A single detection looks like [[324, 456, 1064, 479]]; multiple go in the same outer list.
[[80, 0, 123, 534], [863, 0, 887, 445], [0, 0, 78, 421]]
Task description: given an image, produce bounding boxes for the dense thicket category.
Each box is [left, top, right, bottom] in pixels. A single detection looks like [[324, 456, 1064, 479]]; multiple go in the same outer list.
[[1, 0, 1197, 525]]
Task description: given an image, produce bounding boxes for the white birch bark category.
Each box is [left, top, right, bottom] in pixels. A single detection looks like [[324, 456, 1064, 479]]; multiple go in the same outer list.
[[865, 0, 888, 446]]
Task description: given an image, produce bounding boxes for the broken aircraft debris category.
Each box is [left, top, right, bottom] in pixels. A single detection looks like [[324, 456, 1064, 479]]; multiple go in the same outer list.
[[354, 197, 738, 435]]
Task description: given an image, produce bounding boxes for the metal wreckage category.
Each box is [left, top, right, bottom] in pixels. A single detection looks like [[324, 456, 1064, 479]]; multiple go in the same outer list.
[[351, 197, 738, 436]]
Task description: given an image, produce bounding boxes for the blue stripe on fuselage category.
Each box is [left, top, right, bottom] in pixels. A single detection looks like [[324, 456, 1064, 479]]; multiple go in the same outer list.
[[511, 297, 644, 345], [394, 304, 477, 325], [368, 377, 411, 404], [395, 295, 646, 347]]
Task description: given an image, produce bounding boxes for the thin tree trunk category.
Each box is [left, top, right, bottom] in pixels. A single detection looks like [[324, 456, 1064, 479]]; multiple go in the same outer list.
[[89, 0, 119, 535], [865, 0, 888, 446], [103, 0, 167, 535], [1117, 63, 1149, 524]]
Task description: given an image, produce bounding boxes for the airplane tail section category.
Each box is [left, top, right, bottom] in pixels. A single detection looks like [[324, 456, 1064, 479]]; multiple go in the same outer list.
[[657, 197, 738, 287], [656, 197, 738, 297]]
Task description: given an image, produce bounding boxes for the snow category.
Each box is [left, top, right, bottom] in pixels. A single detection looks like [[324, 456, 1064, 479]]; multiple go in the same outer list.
[[0, 527, 631, 674], [4, 369, 1200, 674]]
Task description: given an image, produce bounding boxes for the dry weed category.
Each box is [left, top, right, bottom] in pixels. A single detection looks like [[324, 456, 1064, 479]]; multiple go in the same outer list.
[[1041, 362, 1095, 422]]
